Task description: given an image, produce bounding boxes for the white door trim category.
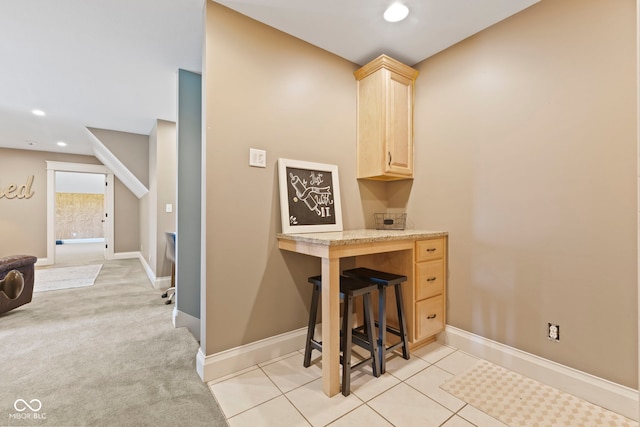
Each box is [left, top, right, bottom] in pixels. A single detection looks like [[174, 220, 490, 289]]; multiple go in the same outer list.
[[45, 161, 114, 266]]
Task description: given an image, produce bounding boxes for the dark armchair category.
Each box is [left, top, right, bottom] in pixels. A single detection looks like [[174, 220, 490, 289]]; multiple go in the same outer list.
[[0, 255, 37, 315]]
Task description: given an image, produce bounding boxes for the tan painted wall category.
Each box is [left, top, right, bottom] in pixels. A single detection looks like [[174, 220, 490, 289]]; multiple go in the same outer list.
[[140, 120, 176, 278], [203, 0, 637, 388], [0, 147, 143, 257], [87, 127, 149, 187], [203, 2, 363, 354], [139, 192, 150, 259], [153, 120, 176, 277], [114, 178, 140, 253], [405, 0, 637, 387], [85, 127, 148, 253], [141, 125, 156, 269], [0, 148, 100, 258]]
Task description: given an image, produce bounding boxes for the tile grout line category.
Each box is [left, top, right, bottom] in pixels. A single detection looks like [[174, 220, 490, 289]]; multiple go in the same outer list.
[[257, 363, 316, 427], [362, 399, 400, 427], [214, 345, 510, 426]]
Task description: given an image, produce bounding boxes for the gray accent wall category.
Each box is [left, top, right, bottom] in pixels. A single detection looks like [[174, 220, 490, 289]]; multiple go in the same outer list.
[[176, 69, 202, 320]]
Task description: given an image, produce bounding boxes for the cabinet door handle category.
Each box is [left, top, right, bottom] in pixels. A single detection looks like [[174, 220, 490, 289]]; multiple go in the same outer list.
[[388, 151, 392, 166], [427, 314, 437, 319], [427, 277, 437, 282], [426, 248, 436, 252]]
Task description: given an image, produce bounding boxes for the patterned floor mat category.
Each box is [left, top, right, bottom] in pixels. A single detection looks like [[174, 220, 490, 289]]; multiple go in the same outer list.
[[441, 360, 637, 427]]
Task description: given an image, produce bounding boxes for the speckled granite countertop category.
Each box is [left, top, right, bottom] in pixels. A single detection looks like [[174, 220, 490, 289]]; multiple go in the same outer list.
[[277, 229, 447, 246]]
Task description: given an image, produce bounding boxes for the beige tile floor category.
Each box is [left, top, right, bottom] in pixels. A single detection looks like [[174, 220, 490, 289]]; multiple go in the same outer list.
[[207, 341, 636, 427]]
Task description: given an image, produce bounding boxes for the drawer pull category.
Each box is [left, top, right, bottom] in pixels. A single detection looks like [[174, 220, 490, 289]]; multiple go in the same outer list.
[[426, 248, 437, 252], [427, 277, 437, 282], [427, 314, 437, 319]]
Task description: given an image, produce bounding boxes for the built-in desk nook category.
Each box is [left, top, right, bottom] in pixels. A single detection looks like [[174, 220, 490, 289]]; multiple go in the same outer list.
[[278, 229, 448, 397]]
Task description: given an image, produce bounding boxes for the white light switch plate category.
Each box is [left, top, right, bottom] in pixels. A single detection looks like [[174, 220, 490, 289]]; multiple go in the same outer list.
[[165, 203, 173, 213], [249, 148, 266, 168]]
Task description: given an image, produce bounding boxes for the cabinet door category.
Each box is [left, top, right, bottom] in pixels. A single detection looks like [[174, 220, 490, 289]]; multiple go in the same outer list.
[[385, 72, 413, 176], [356, 71, 386, 179], [415, 295, 445, 341]]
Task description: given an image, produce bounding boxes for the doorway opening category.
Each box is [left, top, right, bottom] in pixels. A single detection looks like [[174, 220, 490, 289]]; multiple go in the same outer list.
[[54, 171, 107, 266], [45, 161, 114, 266]]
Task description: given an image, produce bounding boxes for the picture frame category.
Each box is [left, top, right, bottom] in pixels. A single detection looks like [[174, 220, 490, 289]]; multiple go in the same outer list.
[[278, 158, 343, 234]]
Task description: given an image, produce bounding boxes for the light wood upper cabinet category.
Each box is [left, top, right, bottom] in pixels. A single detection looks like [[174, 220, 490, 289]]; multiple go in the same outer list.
[[354, 55, 419, 181]]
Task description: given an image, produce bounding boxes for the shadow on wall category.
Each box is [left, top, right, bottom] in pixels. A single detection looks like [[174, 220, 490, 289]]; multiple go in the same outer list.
[[358, 180, 413, 229]]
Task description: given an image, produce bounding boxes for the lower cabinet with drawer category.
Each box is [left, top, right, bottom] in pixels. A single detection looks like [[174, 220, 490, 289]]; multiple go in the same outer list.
[[415, 295, 444, 341], [352, 234, 448, 349], [413, 237, 447, 346]]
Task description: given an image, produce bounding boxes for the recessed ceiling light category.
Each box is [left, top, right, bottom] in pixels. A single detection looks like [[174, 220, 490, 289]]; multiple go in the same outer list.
[[32, 109, 46, 116], [57, 141, 67, 147], [384, 3, 409, 23]]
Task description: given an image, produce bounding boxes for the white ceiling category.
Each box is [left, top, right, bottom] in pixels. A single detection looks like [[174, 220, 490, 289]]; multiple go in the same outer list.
[[216, 0, 538, 66], [0, 0, 538, 156]]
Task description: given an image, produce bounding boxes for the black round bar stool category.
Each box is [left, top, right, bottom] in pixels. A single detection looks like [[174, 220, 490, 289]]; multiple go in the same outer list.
[[303, 275, 380, 396], [342, 267, 409, 374]]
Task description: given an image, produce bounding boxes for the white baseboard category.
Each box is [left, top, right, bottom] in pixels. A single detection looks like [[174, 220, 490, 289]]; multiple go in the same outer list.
[[137, 253, 156, 284], [62, 238, 105, 244], [440, 325, 638, 421], [173, 307, 200, 342], [37, 252, 136, 267], [155, 276, 171, 289], [135, 253, 171, 289], [196, 328, 307, 382], [113, 251, 139, 260], [35, 258, 51, 267]]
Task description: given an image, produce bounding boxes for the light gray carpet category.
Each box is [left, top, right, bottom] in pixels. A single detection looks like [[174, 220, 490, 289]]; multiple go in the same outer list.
[[0, 258, 227, 427]]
